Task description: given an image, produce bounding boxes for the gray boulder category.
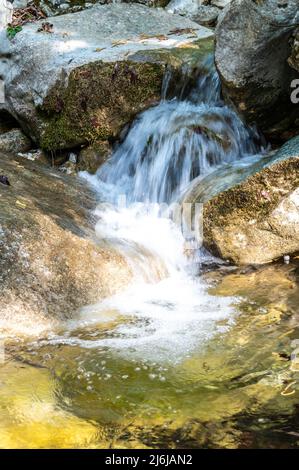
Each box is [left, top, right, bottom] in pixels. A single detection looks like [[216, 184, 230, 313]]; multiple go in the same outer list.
[[215, 0, 299, 140], [0, 4, 213, 152], [185, 136, 299, 265]]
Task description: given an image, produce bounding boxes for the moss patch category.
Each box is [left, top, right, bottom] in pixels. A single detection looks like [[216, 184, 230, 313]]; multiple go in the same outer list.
[[38, 60, 164, 151]]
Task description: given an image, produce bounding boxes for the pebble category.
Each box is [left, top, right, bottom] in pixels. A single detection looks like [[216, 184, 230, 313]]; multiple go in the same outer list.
[[284, 255, 290, 264]]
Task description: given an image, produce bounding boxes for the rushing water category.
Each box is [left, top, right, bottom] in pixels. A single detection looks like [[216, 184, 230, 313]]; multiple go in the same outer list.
[[1, 61, 298, 449], [74, 63, 264, 362]]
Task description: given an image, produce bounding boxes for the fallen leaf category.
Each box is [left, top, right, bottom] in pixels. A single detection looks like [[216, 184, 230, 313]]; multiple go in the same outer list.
[[37, 22, 54, 34]]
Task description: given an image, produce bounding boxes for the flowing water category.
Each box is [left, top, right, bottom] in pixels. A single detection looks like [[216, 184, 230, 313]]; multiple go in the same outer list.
[[1, 61, 299, 448]]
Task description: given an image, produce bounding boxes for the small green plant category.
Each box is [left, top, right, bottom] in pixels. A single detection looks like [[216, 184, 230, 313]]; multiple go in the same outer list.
[[6, 25, 22, 40]]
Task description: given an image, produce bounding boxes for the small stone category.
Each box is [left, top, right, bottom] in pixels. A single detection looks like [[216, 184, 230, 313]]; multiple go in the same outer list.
[[192, 5, 220, 27], [17, 149, 49, 165], [284, 255, 290, 264], [0, 175, 10, 186], [59, 161, 77, 175]]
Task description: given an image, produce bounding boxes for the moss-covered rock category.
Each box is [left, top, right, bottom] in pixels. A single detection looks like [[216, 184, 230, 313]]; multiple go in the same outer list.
[[203, 156, 299, 265], [1, 4, 213, 153], [77, 140, 111, 173]]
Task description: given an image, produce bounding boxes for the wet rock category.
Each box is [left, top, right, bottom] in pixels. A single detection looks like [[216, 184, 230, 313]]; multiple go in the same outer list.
[[58, 159, 77, 175], [215, 0, 299, 140], [203, 160, 299, 265], [0, 151, 131, 334], [0, 4, 213, 152], [0, 129, 32, 154], [185, 136, 299, 265], [78, 141, 111, 173], [17, 148, 49, 164]]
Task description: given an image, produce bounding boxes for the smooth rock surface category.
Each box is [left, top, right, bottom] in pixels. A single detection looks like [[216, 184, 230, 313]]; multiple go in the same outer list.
[[0, 152, 131, 335], [0, 3, 213, 151]]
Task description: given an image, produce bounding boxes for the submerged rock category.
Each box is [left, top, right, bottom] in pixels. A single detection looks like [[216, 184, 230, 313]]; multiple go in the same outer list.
[[0, 151, 131, 335], [215, 0, 299, 140], [0, 129, 32, 155], [0, 3, 213, 153]]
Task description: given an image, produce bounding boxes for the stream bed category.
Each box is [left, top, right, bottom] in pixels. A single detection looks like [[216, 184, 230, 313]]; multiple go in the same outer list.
[[1, 260, 299, 448]]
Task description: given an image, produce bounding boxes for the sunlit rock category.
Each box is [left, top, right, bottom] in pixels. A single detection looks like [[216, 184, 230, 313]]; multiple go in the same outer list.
[[0, 151, 131, 335], [0, 3, 213, 153], [215, 0, 299, 140]]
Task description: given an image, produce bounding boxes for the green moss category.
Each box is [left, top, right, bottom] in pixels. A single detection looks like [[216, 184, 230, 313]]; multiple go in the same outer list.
[[39, 61, 164, 151]]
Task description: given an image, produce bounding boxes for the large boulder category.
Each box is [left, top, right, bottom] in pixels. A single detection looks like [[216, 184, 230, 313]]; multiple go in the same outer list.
[[0, 152, 131, 334], [215, 0, 299, 141], [12, 0, 170, 18], [0, 4, 213, 152], [184, 136, 299, 265]]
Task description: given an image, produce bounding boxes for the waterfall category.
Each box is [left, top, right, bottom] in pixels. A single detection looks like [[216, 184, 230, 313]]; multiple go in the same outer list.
[[87, 65, 262, 206], [75, 62, 265, 361]]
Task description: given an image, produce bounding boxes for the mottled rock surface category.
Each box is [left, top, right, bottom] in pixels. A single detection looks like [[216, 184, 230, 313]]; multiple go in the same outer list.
[[185, 136, 299, 265], [0, 128, 32, 154], [203, 157, 299, 265], [215, 0, 299, 141], [0, 152, 131, 334]]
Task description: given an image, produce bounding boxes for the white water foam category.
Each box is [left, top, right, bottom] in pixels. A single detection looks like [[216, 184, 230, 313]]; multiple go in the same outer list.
[[65, 68, 264, 362]]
